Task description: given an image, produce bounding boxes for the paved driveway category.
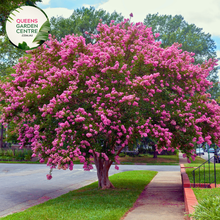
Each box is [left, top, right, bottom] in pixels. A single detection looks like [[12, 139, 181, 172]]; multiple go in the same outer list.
[[0, 163, 180, 217], [200, 152, 215, 162]]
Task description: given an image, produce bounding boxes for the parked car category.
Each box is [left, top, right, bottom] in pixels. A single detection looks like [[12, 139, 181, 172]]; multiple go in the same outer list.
[[214, 154, 220, 163], [196, 148, 204, 155], [207, 148, 220, 153]]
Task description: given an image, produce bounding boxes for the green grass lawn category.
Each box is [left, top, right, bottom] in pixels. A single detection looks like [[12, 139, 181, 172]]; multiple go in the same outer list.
[[119, 154, 179, 165], [190, 188, 220, 220], [186, 156, 207, 164], [193, 187, 220, 203], [185, 163, 220, 184], [0, 170, 157, 220]]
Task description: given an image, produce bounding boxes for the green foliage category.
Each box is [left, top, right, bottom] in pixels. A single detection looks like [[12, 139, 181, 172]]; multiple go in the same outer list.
[[118, 152, 126, 157], [0, 161, 38, 163], [33, 20, 50, 44], [5, 121, 19, 144], [14, 149, 23, 160], [190, 196, 220, 220], [0, 149, 33, 161], [14, 149, 32, 161], [144, 13, 217, 63], [50, 6, 124, 43], [4, 149, 14, 157], [0, 148, 3, 156], [0, 37, 25, 77], [161, 149, 178, 155], [126, 151, 139, 157], [24, 149, 33, 161], [0, 66, 16, 82], [18, 41, 31, 50]]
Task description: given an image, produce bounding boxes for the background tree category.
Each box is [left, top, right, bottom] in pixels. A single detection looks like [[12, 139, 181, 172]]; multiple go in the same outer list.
[[50, 6, 124, 43], [0, 37, 25, 78], [1, 20, 220, 189], [144, 13, 220, 99]]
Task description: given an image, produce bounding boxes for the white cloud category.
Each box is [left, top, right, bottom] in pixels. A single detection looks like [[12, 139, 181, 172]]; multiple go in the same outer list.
[[40, 0, 51, 5], [82, 4, 92, 8], [42, 7, 74, 19], [97, 0, 220, 37]]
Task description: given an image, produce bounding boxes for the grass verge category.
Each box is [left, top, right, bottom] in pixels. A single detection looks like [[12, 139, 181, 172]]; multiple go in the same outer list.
[[186, 156, 207, 164], [118, 154, 179, 165], [0, 170, 157, 220], [192, 187, 220, 202], [190, 188, 220, 220]]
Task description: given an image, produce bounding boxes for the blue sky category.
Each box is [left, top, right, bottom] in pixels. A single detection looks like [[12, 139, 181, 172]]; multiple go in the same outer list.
[[38, 0, 109, 9], [38, 0, 108, 10], [37, 0, 220, 73], [212, 36, 220, 52]]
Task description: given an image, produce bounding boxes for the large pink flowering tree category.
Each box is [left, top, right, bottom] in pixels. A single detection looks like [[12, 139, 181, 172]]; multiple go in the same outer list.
[[0, 19, 220, 189]]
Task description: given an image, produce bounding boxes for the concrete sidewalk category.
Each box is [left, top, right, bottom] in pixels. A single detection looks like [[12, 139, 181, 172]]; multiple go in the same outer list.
[[123, 153, 187, 220], [122, 171, 186, 220], [179, 152, 188, 164]]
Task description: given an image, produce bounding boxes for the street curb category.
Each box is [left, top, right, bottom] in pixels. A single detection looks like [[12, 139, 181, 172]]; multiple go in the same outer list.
[[180, 164, 198, 220]]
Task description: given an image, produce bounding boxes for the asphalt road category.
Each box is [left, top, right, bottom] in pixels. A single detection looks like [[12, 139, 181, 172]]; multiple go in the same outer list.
[[0, 163, 180, 216]]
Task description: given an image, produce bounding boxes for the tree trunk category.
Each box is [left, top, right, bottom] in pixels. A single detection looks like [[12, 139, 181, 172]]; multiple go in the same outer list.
[[153, 145, 157, 158], [93, 154, 114, 189], [0, 124, 3, 149]]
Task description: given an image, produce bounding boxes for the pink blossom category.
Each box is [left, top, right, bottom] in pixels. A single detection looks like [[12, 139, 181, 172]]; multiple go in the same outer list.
[[46, 174, 52, 180], [86, 133, 92, 138], [75, 117, 85, 122], [115, 165, 119, 170], [170, 120, 176, 126]]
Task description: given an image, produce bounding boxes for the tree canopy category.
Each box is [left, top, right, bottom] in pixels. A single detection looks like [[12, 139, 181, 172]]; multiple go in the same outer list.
[[0, 37, 25, 78], [1, 19, 219, 189], [50, 6, 124, 43], [144, 13, 220, 99], [144, 13, 217, 64]]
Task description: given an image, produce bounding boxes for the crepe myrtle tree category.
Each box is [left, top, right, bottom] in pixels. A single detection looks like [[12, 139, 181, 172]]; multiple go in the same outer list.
[[0, 19, 220, 189]]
